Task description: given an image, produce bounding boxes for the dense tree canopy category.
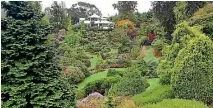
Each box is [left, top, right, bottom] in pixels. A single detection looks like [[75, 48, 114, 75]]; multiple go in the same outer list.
[[152, 1, 177, 41], [113, 1, 138, 23]]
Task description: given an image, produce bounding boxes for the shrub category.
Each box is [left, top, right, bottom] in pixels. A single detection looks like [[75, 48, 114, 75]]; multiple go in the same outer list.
[[130, 59, 157, 78], [139, 36, 149, 46], [84, 76, 121, 96], [107, 69, 117, 77], [115, 19, 135, 30], [151, 39, 165, 51], [77, 92, 106, 108], [132, 85, 174, 105], [144, 99, 208, 108], [107, 69, 124, 77], [109, 72, 149, 96], [116, 97, 137, 108], [118, 36, 132, 54], [105, 96, 116, 108], [63, 66, 86, 84], [76, 89, 85, 100], [157, 22, 201, 85], [171, 34, 213, 103], [191, 4, 213, 40]]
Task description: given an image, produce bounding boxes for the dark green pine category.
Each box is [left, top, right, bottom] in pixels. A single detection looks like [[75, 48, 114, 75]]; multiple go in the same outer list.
[[1, 1, 76, 107]]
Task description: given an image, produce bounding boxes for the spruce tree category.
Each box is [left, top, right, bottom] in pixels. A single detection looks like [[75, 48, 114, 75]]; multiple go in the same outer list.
[[1, 1, 76, 107]]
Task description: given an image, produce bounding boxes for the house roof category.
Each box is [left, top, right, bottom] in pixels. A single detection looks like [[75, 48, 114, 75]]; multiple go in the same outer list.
[[88, 14, 100, 18]]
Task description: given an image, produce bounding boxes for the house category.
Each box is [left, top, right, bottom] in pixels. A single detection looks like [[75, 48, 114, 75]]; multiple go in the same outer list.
[[75, 14, 115, 30]]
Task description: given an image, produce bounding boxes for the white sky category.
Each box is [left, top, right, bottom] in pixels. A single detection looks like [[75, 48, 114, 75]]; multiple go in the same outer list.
[[41, 0, 152, 16]]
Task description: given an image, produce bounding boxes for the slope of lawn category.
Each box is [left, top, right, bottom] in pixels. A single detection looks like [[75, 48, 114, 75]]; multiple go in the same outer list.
[[132, 78, 175, 105], [146, 78, 160, 90], [77, 70, 108, 89]]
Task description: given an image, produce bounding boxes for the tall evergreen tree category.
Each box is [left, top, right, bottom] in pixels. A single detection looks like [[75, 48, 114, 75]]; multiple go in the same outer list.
[[1, 1, 76, 107]]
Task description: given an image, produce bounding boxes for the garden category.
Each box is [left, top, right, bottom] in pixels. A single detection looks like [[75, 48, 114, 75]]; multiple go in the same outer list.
[[1, 1, 213, 108]]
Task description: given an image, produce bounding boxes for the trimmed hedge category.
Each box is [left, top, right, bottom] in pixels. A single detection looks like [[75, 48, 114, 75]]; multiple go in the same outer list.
[[144, 99, 208, 108]]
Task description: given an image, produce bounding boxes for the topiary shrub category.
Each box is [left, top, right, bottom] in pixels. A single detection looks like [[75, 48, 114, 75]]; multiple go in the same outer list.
[[144, 99, 208, 108], [171, 33, 213, 103], [109, 72, 149, 96], [132, 85, 175, 105]]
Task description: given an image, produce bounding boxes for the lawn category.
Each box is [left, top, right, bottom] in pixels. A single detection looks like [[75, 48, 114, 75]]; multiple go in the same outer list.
[[87, 53, 98, 70], [77, 70, 108, 89], [131, 78, 174, 105], [147, 78, 160, 90]]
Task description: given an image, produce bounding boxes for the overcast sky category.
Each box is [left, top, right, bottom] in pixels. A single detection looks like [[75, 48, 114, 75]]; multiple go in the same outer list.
[[41, 0, 152, 16]]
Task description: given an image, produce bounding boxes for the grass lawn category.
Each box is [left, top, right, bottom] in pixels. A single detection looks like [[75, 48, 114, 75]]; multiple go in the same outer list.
[[147, 78, 160, 90], [131, 78, 174, 105], [77, 70, 108, 89], [86, 53, 98, 70]]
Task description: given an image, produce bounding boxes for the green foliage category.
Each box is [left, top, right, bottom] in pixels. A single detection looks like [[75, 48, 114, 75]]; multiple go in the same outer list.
[[118, 36, 132, 54], [139, 36, 148, 45], [107, 69, 124, 77], [185, 1, 207, 17], [106, 96, 116, 108], [173, 1, 188, 24], [129, 59, 154, 78], [49, 1, 69, 32], [1, 1, 76, 107], [63, 66, 85, 84], [191, 4, 213, 41], [76, 89, 85, 99], [136, 11, 153, 22], [77, 70, 108, 89], [132, 85, 174, 105], [144, 99, 208, 108], [109, 72, 149, 96], [152, 1, 177, 40], [151, 39, 165, 50], [171, 33, 213, 103], [83, 76, 121, 95], [157, 22, 201, 85], [113, 1, 138, 23]]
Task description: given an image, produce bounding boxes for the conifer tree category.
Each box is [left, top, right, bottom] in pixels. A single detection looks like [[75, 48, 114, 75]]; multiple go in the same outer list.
[[1, 1, 76, 107]]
